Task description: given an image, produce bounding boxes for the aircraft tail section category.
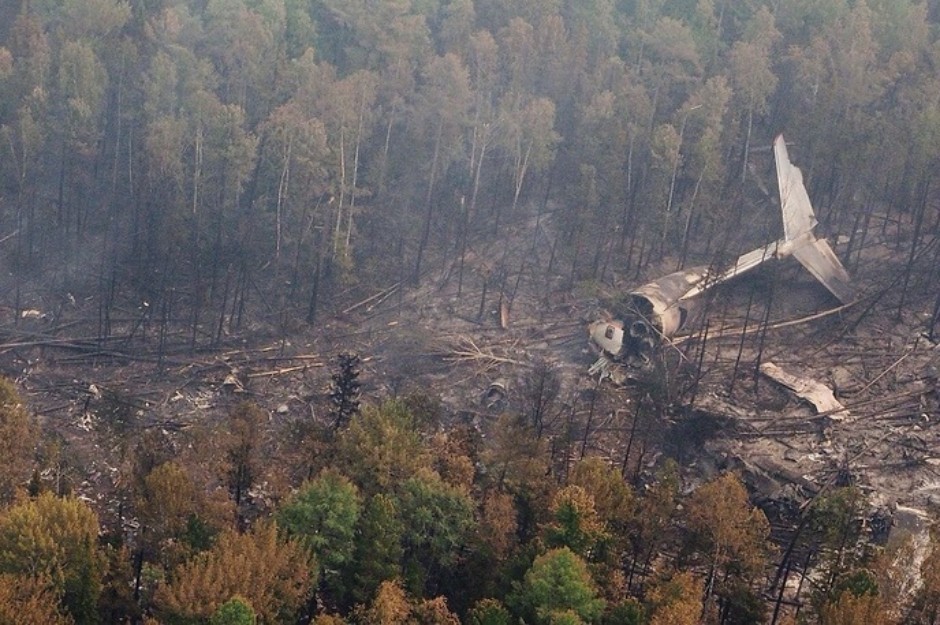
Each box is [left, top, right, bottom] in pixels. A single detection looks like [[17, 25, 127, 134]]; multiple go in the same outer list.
[[774, 134, 856, 304], [774, 135, 817, 241]]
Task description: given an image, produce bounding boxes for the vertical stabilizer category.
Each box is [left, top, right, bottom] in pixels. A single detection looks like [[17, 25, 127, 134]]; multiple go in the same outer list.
[[774, 135, 817, 241], [774, 135, 855, 304]]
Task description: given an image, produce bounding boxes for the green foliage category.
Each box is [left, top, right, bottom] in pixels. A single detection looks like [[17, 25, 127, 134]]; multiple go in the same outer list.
[[832, 569, 879, 599], [510, 547, 606, 625], [808, 487, 865, 547], [466, 598, 512, 625], [210, 595, 257, 625], [60, 0, 132, 40], [603, 599, 645, 625], [2, 0, 936, 365], [277, 469, 361, 596], [348, 494, 404, 604], [807, 487, 868, 596], [98, 543, 139, 624], [397, 469, 476, 595], [182, 514, 218, 553], [714, 579, 766, 625], [3, 1, 940, 623], [56, 39, 108, 146]]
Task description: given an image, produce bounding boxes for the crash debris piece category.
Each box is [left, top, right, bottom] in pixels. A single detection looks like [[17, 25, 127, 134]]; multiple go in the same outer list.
[[759, 361, 849, 420], [481, 379, 508, 410]]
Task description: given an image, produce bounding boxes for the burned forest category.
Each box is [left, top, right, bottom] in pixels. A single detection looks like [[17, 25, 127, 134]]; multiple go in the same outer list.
[[1, 0, 940, 624]]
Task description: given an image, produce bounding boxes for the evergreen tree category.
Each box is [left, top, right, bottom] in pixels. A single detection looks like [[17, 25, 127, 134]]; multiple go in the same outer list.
[[510, 547, 605, 625], [277, 469, 361, 602], [349, 493, 404, 605], [210, 595, 257, 625]]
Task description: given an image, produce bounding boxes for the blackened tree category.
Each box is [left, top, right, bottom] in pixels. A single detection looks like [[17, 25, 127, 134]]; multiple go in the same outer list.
[[330, 352, 362, 432]]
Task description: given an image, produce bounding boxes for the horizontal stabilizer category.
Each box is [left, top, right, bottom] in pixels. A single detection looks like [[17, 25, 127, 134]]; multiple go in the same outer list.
[[792, 238, 855, 304]]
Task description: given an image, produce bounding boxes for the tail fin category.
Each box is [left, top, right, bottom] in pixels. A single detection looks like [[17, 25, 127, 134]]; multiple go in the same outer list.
[[774, 135, 855, 304], [774, 135, 817, 242]]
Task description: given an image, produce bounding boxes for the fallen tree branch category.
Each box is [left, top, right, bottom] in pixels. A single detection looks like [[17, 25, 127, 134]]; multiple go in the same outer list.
[[342, 283, 401, 315], [246, 365, 312, 378], [673, 300, 859, 345], [444, 336, 529, 368]]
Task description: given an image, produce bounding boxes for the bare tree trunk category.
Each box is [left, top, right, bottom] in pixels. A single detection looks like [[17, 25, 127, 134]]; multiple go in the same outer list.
[[496, 142, 530, 236], [274, 136, 292, 260], [896, 180, 929, 320], [345, 99, 367, 252], [477, 271, 489, 321], [678, 168, 706, 269], [622, 396, 644, 479], [728, 286, 756, 394], [620, 134, 635, 250], [215, 265, 232, 346], [457, 196, 469, 296], [158, 289, 171, 372], [459, 132, 490, 296], [377, 113, 395, 198], [415, 119, 443, 283], [741, 105, 753, 184], [307, 254, 322, 324], [192, 125, 203, 215], [770, 553, 794, 625], [685, 320, 710, 409], [333, 126, 346, 257], [753, 260, 778, 392], [930, 284, 940, 342], [579, 381, 599, 460]]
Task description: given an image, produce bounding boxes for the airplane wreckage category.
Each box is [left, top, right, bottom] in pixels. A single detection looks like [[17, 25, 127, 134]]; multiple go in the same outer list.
[[589, 135, 856, 378]]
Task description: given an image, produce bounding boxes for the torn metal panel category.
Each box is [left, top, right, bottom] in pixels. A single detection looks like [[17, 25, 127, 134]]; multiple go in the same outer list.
[[759, 361, 849, 420]]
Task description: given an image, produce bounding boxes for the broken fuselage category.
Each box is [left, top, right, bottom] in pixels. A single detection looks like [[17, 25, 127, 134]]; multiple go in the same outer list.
[[589, 134, 855, 376]]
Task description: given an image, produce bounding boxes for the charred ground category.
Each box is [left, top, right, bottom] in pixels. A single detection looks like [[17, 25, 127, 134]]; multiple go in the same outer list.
[[1, 181, 937, 522]]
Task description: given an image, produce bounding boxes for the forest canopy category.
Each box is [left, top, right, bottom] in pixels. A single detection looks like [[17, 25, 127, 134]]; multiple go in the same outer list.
[[1, 0, 939, 337]]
